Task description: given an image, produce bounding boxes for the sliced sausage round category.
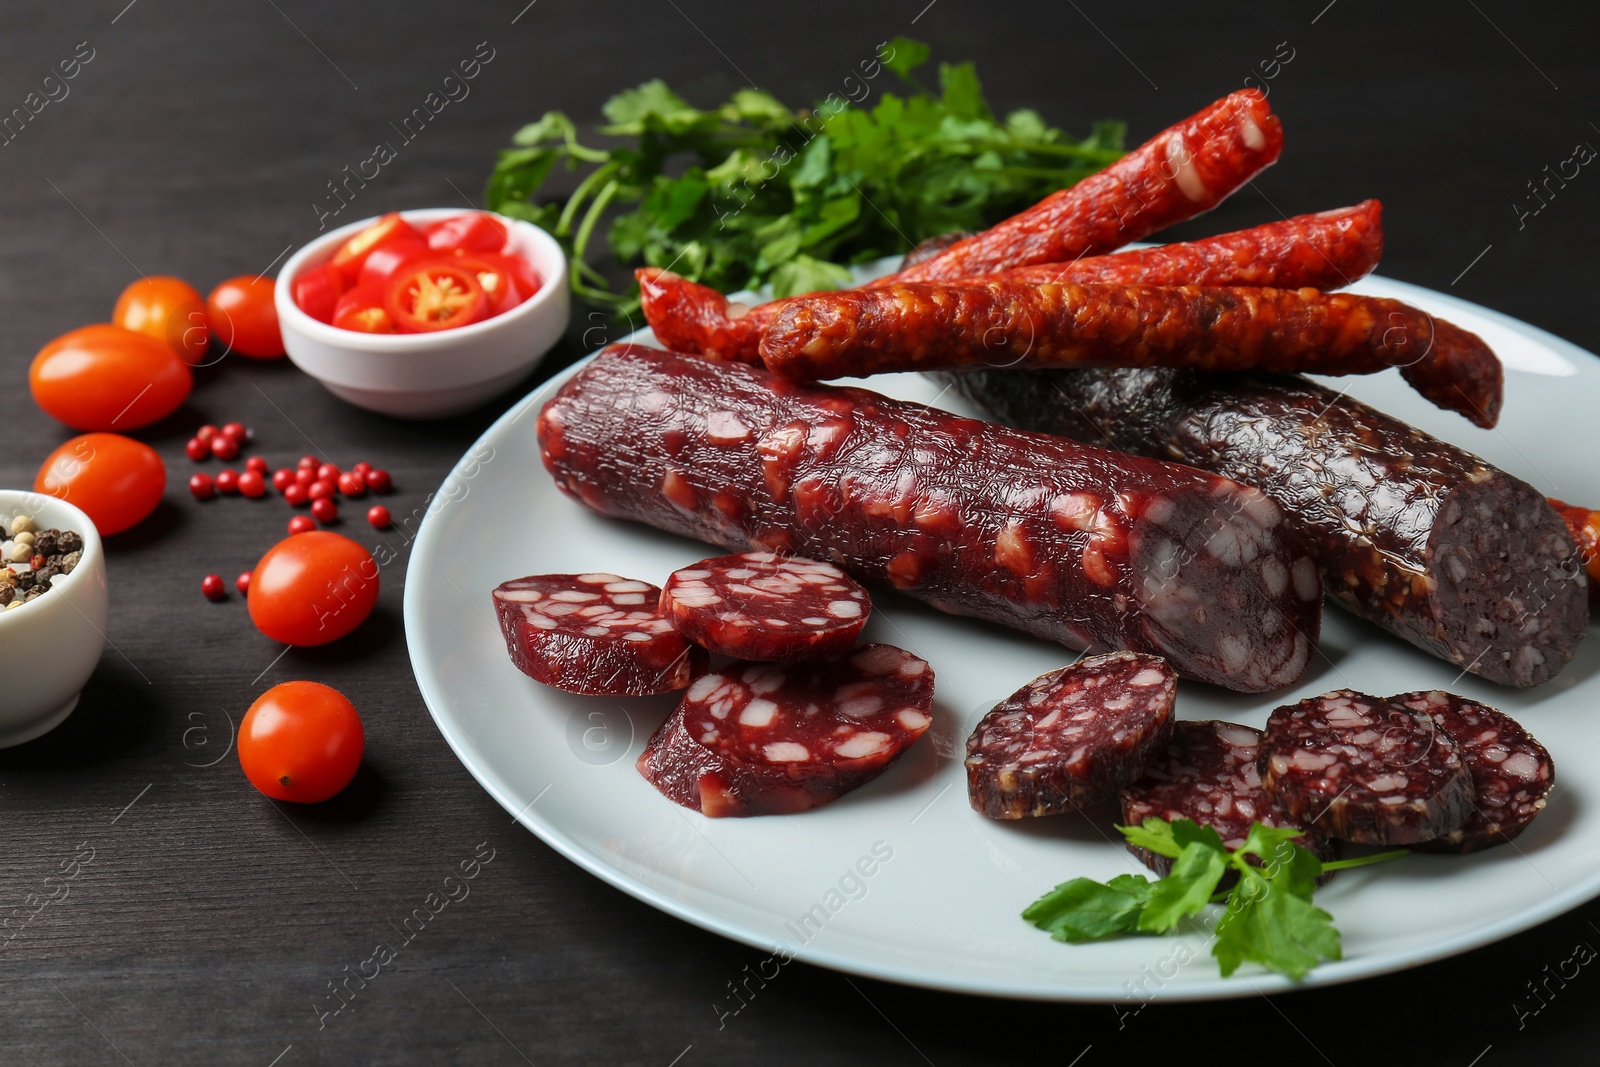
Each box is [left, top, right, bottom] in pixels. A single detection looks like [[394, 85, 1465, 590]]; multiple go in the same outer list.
[[636, 643, 934, 817], [1394, 689, 1555, 853], [492, 573, 706, 696], [660, 551, 871, 661], [965, 651, 1177, 819], [1259, 689, 1475, 846], [1120, 719, 1338, 877]]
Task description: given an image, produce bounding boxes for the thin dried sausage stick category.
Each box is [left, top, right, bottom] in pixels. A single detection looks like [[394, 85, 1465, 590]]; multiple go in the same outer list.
[[1549, 499, 1600, 605], [637, 643, 933, 817], [1259, 689, 1475, 846], [760, 282, 1503, 429], [952, 368, 1585, 686], [635, 200, 1380, 364], [964, 651, 1176, 819], [661, 551, 871, 661], [538, 344, 1323, 693], [895, 89, 1284, 282], [492, 573, 706, 695]]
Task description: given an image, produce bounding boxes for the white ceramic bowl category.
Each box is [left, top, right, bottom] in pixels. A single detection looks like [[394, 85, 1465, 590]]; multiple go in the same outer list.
[[0, 491, 108, 747], [275, 208, 570, 419]]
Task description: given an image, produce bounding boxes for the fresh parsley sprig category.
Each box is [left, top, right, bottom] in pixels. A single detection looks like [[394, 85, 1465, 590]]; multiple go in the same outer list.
[[483, 37, 1125, 315], [1022, 819, 1405, 980]]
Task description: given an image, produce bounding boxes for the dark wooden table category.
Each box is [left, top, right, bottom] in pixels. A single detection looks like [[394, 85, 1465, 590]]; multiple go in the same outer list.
[[2, 2, 1596, 1063]]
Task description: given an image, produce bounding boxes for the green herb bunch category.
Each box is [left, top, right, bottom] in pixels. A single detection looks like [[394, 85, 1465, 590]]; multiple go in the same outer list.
[[483, 37, 1124, 314]]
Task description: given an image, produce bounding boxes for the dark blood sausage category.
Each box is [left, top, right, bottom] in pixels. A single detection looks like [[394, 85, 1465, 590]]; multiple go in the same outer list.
[[1394, 690, 1555, 852], [539, 344, 1323, 693], [636, 643, 934, 817], [660, 551, 871, 661], [635, 203, 1378, 366], [992, 200, 1384, 290], [896, 89, 1284, 283], [760, 282, 1503, 429], [1120, 720, 1338, 877], [964, 651, 1177, 819], [954, 368, 1586, 687], [1549, 499, 1600, 605], [1259, 689, 1475, 846], [492, 573, 706, 696]]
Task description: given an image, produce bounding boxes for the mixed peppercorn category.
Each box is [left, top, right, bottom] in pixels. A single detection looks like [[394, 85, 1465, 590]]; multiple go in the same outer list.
[[0, 514, 84, 610]]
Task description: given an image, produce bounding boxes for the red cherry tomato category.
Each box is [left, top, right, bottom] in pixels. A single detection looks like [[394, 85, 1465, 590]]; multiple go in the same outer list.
[[384, 259, 488, 333], [238, 681, 364, 803], [358, 237, 430, 291], [427, 212, 510, 255], [30, 325, 193, 431], [287, 515, 315, 535], [207, 276, 284, 359], [248, 531, 378, 646], [329, 213, 426, 285], [291, 263, 346, 325], [112, 276, 211, 364], [35, 433, 165, 535]]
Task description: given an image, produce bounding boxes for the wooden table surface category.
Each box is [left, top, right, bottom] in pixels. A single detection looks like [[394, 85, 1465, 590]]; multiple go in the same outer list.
[[2, 2, 1596, 1063]]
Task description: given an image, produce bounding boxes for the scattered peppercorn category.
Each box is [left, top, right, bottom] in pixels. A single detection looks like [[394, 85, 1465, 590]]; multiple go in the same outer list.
[[238, 470, 267, 498], [245, 456, 269, 475], [287, 515, 315, 535], [367, 505, 391, 529], [365, 469, 392, 494], [189, 472, 217, 500], [202, 574, 225, 601], [185, 437, 210, 461], [215, 469, 240, 494], [311, 498, 338, 524], [236, 572, 252, 595], [211, 435, 240, 461]]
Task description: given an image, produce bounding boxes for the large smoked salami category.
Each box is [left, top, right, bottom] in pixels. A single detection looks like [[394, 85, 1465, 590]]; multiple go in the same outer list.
[[1120, 719, 1337, 877], [539, 345, 1323, 693], [637, 643, 933, 817], [660, 551, 871, 661], [1394, 689, 1555, 852], [761, 283, 1501, 429], [1259, 690, 1475, 846], [965, 652, 1177, 819], [492, 573, 705, 695], [954, 368, 1586, 687]]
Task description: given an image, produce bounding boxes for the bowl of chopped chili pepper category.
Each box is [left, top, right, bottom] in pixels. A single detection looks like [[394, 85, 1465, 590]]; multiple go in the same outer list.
[[275, 208, 569, 419]]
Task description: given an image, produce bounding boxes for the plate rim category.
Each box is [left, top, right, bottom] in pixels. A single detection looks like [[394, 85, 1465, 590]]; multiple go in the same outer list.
[[403, 269, 1600, 1002]]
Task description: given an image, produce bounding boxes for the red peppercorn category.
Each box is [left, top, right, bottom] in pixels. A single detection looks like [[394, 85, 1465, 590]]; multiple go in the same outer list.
[[366, 469, 392, 494], [237, 470, 266, 498], [316, 463, 340, 482], [287, 515, 315, 535], [236, 572, 252, 595], [245, 456, 269, 475], [188, 472, 216, 500], [220, 421, 248, 443], [297, 455, 318, 470], [196, 424, 219, 442], [308, 479, 336, 501], [215, 469, 240, 494], [311, 497, 338, 524], [185, 437, 210, 462], [201, 574, 225, 601], [352, 461, 373, 477], [283, 483, 309, 507], [367, 505, 392, 529], [294, 468, 316, 488], [337, 472, 366, 497], [211, 435, 240, 461], [271, 468, 295, 492]]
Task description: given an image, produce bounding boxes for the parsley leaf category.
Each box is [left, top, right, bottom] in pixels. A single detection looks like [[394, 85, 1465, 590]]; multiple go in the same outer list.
[[1022, 819, 1404, 981]]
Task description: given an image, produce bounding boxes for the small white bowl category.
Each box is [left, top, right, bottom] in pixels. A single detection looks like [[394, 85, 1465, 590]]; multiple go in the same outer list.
[[0, 491, 107, 747], [275, 208, 570, 419]]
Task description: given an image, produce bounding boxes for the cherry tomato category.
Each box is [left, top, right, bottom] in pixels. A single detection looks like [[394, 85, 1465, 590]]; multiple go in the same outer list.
[[30, 324, 193, 431], [427, 212, 510, 255], [291, 264, 346, 325], [329, 212, 426, 285], [112, 276, 211, 364], [207, 276, 284, 359], [238, 681, 364, 803], [384, 259, 488, 333], [357, 237, 430, 290], [248, 531, 378, 646], [35, 433, 165, 535]]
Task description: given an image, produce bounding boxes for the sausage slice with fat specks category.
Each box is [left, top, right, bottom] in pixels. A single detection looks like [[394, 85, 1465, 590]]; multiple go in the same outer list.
[[661, 551, 871, 661]]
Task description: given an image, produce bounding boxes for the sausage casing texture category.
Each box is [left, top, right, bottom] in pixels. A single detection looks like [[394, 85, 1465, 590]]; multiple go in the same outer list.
[[761, 282, 1502, 429], [538, 344, 1323, 693], [1549, 499, 1600, 605], [954, 367, 1585, 686]]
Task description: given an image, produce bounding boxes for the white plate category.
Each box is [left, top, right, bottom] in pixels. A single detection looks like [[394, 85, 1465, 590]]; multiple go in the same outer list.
[[404, 268, 1600, 1001]]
